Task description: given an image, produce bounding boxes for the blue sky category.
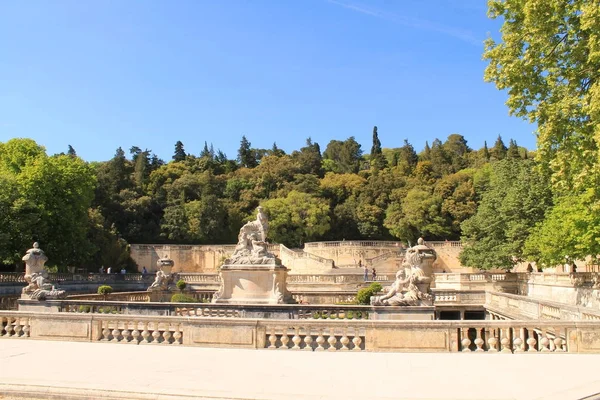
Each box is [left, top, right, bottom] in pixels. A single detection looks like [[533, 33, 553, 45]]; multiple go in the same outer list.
[[0, 0, 535, 162]]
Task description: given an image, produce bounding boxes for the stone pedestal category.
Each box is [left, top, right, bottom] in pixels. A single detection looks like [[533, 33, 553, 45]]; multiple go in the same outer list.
[[213, 264, 293, 305]]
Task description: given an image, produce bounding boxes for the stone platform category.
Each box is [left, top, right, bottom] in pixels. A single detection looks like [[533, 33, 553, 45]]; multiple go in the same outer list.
[[1, 340, 599, 400], [214, 264, 292, 304]]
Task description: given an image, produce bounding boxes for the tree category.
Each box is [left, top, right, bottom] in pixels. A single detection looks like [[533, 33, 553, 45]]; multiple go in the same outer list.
[[507, 139, 520, 159], [384, 187, 449, 243], [524, 190, 600, 266], [173, 141, 186, 162], [491, 135, 507, 161], [396, 140, 418, 176], [261, 191, 330, 247], [482, 141, 490, 161], [459, 159, 552, 270], [323, 137, 363, 174], [443, 134, 470, 172], [484, 0, 600, 192], [67, 145, 77, 157], [238, 135, 258, 168], [370, 126, 387, 171], [291, 138, 322, 176]]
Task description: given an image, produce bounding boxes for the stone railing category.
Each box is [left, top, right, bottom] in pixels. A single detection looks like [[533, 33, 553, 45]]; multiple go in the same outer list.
[[365, 250, 404, 267], [485, 291, 600, 321], [424, 241, 463, 248], [433, 273, 519, 292], [432, 290, 486, 305], [3, 310, 600, 353], [176, 273, 222, 283], [279, 244, 335, 269], [304, 241, 404, 249], [0, 273, 26, 284]]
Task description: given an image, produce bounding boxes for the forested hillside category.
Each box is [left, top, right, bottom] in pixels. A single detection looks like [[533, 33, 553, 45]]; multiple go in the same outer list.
[[0, 132, 538, 271]]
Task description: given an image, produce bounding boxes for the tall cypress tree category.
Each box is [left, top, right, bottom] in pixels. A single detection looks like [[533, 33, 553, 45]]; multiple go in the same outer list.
[[482, 141, 490, 161], [370, 126, 386, 170], [491, 135, 507, 160], [173, 141, 186, 162], [238, 135, 257, 168], [67, 145, 77, 157]]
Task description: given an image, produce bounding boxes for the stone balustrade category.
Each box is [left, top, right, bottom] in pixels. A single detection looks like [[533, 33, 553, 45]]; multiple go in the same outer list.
[[304, 240, 404, 248], [432, 290, 486, 305], [176, 273, 221, 283], [433, 272, 519, 292], [3, 310, 600, 353], [485, 291, 600, 321], [424, 241, 463, 248]]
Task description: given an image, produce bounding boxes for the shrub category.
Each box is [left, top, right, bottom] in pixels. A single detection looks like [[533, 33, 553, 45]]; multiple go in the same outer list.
[[176, 279, 187, 292], [356, 282, 383, 305], [170, 293, 197, 303], [97, 285, 113, 296], [78, 305, 91, 313]]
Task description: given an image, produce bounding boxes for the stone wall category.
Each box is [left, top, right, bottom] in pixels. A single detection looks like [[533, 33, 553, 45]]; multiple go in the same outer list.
[[130, 241, 469, 274]]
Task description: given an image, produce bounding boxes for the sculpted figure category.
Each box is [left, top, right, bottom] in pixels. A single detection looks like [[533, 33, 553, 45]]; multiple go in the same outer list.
[[148, 270, 167, 291], [22, 270, 66, 300], [228, 207, 279, 265]]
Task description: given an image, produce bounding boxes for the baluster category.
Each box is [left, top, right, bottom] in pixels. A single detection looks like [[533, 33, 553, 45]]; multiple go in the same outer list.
[[487, 329, 498, 352], [526, 327, 538, 352], [152, 323, 161, 344], [22, 318, 30, 338], [352, 330, 362, 351], [13, 318, 23, 338], [500, 328, 512, 353], [173, 324, 182, 345], [141, 322, 151, 343], [539, 329, 551, 352], [6, 317, 16, 337], [111, 321, 121, 342], [278, 327, 289, 349], [163, 330, 172, 344], [327, 328, 337, 351], [513, 327, 524, 353], [315, 329, 326, 351], [268, 327, 277, 349], [303, 329, 313, 351], [340, 328, 350, 351], [461, 328, 472, 352], [101, 321, 111, 341], [121, 322, 131, 343], [473, 328, 484, 352], [553, 327, 564, 352], [131, 322, 141, 344], [291, 327, 302, 350]]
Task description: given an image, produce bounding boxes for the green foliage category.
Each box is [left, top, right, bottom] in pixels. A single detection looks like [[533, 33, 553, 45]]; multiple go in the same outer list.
[[484, 0, 600, 194], [170, 293, 197, 303], [524, 190, 600, 266], [176, 279, 187, 292], [262, 191, 330, 247], [460, 159, 552, 269], [97, 285, 113, 295], [356, 282, 382, 305]]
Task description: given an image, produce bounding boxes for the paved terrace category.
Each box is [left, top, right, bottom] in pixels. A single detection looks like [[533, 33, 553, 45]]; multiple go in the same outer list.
[[0, 340, 598, 400]]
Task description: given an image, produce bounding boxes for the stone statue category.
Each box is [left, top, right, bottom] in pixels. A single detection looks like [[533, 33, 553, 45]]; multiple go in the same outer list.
[[21, 243, 66, 300], [370, 238, 434, 306], [370, 269, 430, 306], [148, 270, 168, 291], [22, 242, 48, 276], [147, 254, 175, 291], [22, 270, 66, 300], [228, 207, 279, 265]]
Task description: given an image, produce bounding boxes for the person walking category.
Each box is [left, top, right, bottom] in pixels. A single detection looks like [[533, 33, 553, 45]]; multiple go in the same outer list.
[[372, 268, 377, 281], [142, 266, 147, 275], [107, 266, 112, 274]]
